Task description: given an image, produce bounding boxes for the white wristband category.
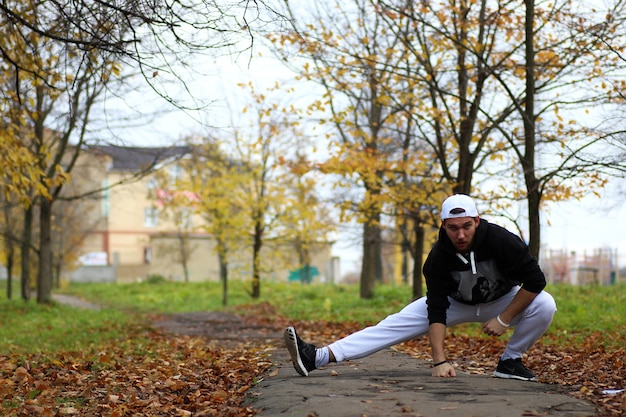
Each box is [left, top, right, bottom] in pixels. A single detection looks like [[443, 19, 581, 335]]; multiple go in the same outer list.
[[496, 314, 510, 328]]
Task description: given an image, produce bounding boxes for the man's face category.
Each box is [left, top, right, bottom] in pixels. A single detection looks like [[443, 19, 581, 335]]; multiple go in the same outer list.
[[442, 216, 479, 252]]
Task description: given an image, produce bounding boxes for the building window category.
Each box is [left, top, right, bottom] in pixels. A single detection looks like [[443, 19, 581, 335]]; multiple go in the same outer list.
[[146, 177, 158, 190], [180, 208, 193, 228], [169, 164, 183, 186], [144, 207, 158, 227], [102, 179, 109, 218]]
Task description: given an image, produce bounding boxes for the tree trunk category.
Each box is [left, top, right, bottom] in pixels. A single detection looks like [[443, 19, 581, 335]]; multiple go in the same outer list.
[[6, 248, 14, 300], [38, 198, 53, 303], [374, 233, 383, 282], [179, 233, 190, 283], [526, 186, 541, 259], [455, 3, 475, 196], [2, 204, 14, 299], [523, 0, 541, 259], [400, 219, 409, 285], [251, 221, 262, 298], [412, 222, 425, 300], [54, 259, 61, 289], [360, 221, 377, 299], [298, 244, 313, 284], [219, 251, 228, 306], [21, 205, 33, 301]]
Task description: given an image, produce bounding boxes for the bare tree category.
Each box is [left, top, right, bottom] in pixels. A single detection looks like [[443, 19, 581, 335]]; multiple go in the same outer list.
[[0, 0, 283, 106], [479, 0, 626, 257], [378, 0, 626, 258]]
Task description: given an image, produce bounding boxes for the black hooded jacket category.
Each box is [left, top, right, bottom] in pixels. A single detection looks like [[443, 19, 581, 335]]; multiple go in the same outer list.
[[422, 219, 546, 325]]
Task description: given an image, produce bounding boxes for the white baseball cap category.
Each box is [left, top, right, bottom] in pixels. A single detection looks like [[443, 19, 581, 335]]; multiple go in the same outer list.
[[441, 194, 479, 220]]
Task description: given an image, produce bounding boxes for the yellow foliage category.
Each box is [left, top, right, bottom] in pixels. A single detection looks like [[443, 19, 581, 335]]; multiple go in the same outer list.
[[536, 50, 559, 66]]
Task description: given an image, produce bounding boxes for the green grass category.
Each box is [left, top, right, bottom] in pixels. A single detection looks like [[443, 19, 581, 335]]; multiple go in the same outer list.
[[547, 283, 626, 331], [55, 280, 415, 322], [1, 280, 624, 354], [0, 298, 141, 354], [56, 280, 263, 313]]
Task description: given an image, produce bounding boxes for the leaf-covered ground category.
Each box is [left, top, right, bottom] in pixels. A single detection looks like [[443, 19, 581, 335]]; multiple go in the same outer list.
[[1, 303, 624, 416], [293, 318, 625, 417], [0, 329, 274, 416]]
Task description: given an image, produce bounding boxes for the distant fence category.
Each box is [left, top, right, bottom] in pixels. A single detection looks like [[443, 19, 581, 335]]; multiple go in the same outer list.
[[0, 265, 116, 284], [540, 248, 620, 285], [69, 265, 116, 283]]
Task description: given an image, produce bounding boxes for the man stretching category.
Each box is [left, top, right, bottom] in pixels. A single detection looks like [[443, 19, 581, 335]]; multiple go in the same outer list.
[[284, 194, 557, 381]]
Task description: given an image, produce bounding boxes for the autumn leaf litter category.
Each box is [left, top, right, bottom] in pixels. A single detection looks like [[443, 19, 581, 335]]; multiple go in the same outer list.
[[1, 302, 623, 416]]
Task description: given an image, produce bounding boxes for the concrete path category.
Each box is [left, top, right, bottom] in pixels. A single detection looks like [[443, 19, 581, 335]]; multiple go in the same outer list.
[[51, 293, 101, 310], [247, 347, 597, 417]]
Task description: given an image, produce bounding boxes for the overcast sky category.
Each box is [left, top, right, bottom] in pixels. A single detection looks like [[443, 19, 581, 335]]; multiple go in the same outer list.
[[539, 186, 626, 268]]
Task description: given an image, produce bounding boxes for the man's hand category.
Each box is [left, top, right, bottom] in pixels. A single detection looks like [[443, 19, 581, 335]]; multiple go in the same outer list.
[[432, 362, 456, 377], [482, 316, 509, 336], [483, 288, 539, 337]]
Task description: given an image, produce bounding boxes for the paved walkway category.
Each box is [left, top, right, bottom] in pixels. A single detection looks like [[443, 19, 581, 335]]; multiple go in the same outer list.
[[51, 293, 101, 310], [247, 347, 597, 417]]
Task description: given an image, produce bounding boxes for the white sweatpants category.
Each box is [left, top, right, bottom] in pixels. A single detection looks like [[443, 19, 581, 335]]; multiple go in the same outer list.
[[327, 286, 557, 362]]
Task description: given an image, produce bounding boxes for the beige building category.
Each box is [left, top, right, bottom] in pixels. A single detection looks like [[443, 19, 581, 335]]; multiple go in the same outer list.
[[69, 145, 334, 284]]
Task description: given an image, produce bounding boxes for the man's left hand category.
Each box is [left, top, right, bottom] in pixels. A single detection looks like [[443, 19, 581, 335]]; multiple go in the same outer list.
[[482, 317, 509, 336]]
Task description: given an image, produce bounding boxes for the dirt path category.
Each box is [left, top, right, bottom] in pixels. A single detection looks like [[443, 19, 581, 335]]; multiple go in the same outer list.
[[151, 310, 284, 348], [52, 294, 283, 347], [51, 293, 101, 310]]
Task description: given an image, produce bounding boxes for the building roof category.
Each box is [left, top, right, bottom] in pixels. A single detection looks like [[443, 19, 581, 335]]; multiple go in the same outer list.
[[89, 145, 191, 171]]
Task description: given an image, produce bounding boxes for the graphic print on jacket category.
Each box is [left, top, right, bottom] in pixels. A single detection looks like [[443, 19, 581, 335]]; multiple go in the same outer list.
[[450, 254, 516, 304]]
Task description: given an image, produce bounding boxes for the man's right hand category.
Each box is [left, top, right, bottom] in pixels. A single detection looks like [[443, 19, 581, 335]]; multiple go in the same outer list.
[[432, 362, 456, 377]]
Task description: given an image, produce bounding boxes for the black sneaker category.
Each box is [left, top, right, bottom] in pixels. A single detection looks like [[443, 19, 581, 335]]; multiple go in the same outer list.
[[284, 326, 316, 376], [494, 358, 537, 382]]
